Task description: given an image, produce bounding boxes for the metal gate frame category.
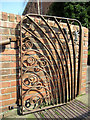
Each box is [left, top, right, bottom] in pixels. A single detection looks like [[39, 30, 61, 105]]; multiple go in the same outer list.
[[20, 14, 83, 115]]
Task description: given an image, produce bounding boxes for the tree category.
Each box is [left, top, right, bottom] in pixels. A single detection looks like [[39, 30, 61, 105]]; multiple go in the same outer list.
[[47, 2, 90, 45], [47, 2, 89, 29]]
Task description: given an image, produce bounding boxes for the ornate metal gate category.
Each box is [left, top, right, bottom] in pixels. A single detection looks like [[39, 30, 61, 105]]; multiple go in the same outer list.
[[20, 14, 82, 114]]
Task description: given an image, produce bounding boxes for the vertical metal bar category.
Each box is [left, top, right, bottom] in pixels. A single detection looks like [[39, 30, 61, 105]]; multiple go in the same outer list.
[[41, 0, 42, 15], [20, 18, 23, 114], [37, 0, 40, 14], [67, 20, 76, 99]]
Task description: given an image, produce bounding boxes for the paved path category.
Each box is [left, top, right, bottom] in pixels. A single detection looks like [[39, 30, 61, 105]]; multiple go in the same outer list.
[[2, 66, 90, 119], [5, 100, 90, 119], [34, 100, 90, 120]]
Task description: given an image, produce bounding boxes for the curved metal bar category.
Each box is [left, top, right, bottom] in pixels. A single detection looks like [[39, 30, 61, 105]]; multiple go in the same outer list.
[[26, 14, 70, 102], [22, 49, 55, 88], [40, 15, 71, 102], [21, 35, 57, 104], [26, 15, 65, 103], [22, 74, 52, 106], [22, 37, 54, 80], [22, 48, 55, 77], [22, 66, 54, 104], [54, 18, 74, 100], [22, 67, 53, 88], [24, 14, 82, 98], [22, 13, 82, 24], [66, 20, 76, 99], [22, 49, 52, 70], [22, 25, 64, 103], [23, 89, 52, 110], [22, 43, 59, 103], [20, 14, 82, 114]]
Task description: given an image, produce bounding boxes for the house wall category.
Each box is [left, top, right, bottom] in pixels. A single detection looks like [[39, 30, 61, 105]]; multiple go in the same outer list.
[[0, 11, 88, 118], [23, 2, 52, 15]]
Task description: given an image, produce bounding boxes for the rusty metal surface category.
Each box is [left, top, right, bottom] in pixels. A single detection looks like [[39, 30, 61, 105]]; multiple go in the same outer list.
[[20, 14, 82, 114]]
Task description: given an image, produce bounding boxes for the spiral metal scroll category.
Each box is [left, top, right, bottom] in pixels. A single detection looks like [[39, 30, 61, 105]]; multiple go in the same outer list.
[[20, 14, 82, 114]]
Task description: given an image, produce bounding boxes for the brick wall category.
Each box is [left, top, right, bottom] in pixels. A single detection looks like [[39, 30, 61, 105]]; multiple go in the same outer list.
[[0, 11, 88, 118], [81, 27, 88, 93], [0, 11, 21, 118]]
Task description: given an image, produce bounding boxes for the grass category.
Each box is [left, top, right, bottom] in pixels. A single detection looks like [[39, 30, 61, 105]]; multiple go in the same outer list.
[[88, 51, 90, 55], [88, 45, 90, 55], [77, 93, 86, 97]]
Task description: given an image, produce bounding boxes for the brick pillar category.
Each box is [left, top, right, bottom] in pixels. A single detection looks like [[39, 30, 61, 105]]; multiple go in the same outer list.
[[0, 11, 21, 118], [81, 27, 88, 94]]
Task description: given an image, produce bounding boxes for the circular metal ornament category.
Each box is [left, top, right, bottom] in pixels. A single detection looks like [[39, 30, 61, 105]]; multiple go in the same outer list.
[[39, 57, 47, 67], [27, 56, 36, 66]]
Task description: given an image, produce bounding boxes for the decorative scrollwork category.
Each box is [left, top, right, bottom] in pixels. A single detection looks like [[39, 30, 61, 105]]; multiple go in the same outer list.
[[22, 40, 33, 51], [34, 67, 40, 72], [23, 73, 43, 89], [21, 14, 82, 114], [23, 89, 51, 111], [38, 57, 47, 68], [22, 56, 36, 67], [27, 56, 36, 66], [28, 74, 39, 86]]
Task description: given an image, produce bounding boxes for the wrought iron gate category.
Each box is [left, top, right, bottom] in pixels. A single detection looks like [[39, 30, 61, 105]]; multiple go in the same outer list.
[[20, 14, 82, 114]]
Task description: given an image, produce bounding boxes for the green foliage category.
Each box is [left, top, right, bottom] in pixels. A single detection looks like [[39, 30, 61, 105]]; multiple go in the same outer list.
[[47, 2, 90, 29], [88, 45, 90, 55], [47, 2, 90, 46], [88, 51, 90, 55]]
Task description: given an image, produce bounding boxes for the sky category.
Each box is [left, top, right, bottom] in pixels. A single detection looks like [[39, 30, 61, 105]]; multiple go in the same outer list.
[[0, 1, 28, 15]]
